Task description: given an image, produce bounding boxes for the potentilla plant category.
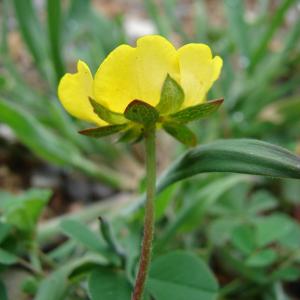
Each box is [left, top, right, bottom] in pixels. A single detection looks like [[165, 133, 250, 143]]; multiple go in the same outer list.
[[58, 35, 223, 300], [57, 35, 300, 300]]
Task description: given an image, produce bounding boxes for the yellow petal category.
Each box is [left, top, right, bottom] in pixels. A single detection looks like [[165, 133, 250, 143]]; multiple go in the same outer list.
[[58, 60, 105, 125], [178, 44, 223, 107], [212, 56, 223, 81], [93, 35, 179, 113], [135, 35, 179, 107], [93, 45, 137, 113]]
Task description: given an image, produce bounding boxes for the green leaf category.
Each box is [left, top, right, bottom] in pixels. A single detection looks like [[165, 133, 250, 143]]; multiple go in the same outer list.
[[21, 276, 39, 296], [60, 219, 106, 253], [68, 254, 108, 281], [271, 266, 300, 281], [5, 207, 31, 232], [156, 74, 184, 115], [88, 268, 131, 300], [231, 224, 256, 255], [169, 98, 223, 123], [156, 176, 247, 251], [247, 191, 278, 214], [36, 253, 107, 300], [282, 178, 300, 204], [0, 189, 51, 232], [224, 0, 250, 60], [0, 99, 76, 166], [98, 217, 126, 262], [0, 99, 123, 188], [157, 139, 300, 194], [209, 218, 240, 246], [255, 214, 295, 247], [0, 248, 18, 265], [246, 249, 277, 267], [35, 268, 69, 300], [89, 98, 127, 125], [48, 240, 77, 261], [155, 185, 177, 220], [12, 0, 54, 84], [129, 139, 300, 213], [79, 124, 127, 138], [16, 189, 51, 224], [278, 222, 300, 250], [47, 0, 65, 83], [124, 100, 159, 125], [250, 0, 296, 71], [163, 122, 196, 146], [147, 251, 218, 300]]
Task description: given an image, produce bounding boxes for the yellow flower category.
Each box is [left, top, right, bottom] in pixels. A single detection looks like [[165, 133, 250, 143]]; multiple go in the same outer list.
[[58, 35, 222, 126]]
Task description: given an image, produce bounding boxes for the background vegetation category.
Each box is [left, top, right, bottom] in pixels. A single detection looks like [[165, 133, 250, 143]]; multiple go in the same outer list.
[[0, 0, 300, 299]]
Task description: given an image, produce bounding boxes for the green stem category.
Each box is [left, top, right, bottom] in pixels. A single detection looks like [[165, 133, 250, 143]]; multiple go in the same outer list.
[[132, 126, 156, 300]]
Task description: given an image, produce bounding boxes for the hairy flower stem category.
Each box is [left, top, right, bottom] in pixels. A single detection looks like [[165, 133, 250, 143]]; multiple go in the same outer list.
[[132, 125, 156, 300]]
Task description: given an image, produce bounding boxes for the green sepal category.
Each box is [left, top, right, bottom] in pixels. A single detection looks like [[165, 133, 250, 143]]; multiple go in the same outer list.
[[124, 100, 159, 126], [156, 74, 184, 115], [79, 124, 127, 138], [163, 122, 197, 147], [117, 126, 143, 144], [169, 98, 224, 123], [89, 98, 127, 125]]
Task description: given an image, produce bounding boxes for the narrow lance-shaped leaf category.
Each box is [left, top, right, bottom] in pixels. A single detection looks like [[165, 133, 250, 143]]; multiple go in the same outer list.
[[249, 0, 296, 71], [156, 74, 184, 115], [79, 124, 127, 138], [169, 98, 223, 123], [60, 219, 106, 253], [12, 0, 52, 82], [158, 139, 300, 192], [0, 99, 123, 188], [224, 0, 250, 60], [47, 0, 65, 82], [124, 100, 159, 125], [163, 122, 196, 147], [125, 139, 300, 213], [98, 217, 126, 261], [89, 98, 127, 125]]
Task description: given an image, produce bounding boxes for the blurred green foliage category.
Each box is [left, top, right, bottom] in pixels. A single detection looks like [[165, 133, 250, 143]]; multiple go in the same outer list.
[[1, 0, 128, 189], [0, 0, 300, 299]]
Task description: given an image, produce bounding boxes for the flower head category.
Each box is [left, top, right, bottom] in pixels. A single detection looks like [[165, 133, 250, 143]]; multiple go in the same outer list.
[[58, 35, 223, 145]]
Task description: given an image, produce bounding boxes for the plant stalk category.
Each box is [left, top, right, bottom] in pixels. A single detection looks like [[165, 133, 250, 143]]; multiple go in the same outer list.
[[132, 125, 156, 300]]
